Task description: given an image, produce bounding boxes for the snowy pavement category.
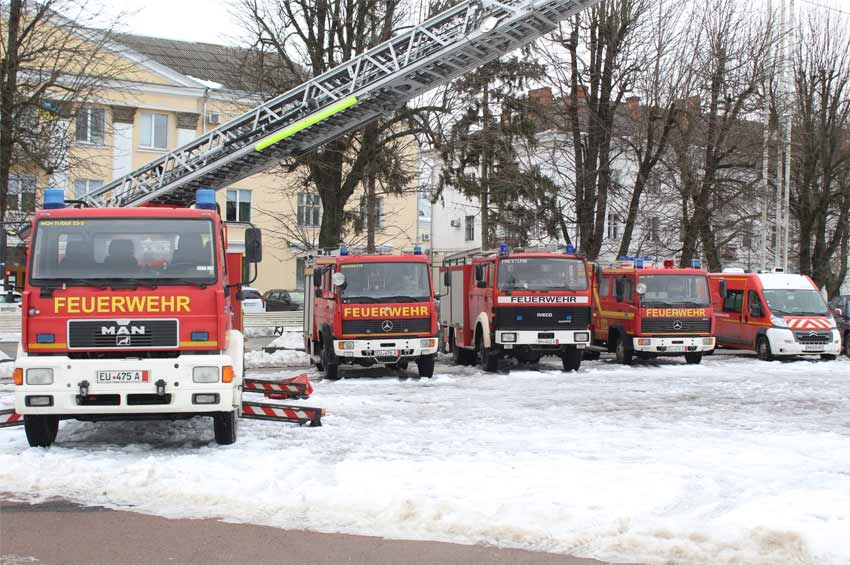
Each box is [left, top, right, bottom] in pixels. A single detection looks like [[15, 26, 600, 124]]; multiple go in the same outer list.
[[1, 354, 849, 565]]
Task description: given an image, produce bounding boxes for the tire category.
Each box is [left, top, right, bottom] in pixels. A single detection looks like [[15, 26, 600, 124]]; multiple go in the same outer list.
[[417, 354, 436, 378], [561, 347, 582, 372], [614, 335, 633, 365], [314, 340, 324, 371], [213, 410, 238, 445], [684, 352, 703, 365], [820, 354, 837, 361], [24, 415, 58, 448], [476, 331, 499, 373], [756, 336, 773, 361], [451, 332, 475, 366], [321, 336, 341, 380]]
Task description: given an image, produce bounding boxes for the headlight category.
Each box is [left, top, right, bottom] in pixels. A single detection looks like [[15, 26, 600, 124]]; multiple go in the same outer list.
[[771, 316, 788, 328], [703, 337, 715, 346], [26, 368, 53, 385], [420, 338, 436, 348], [501, 332, 517, 343], [192, 366, 219, 383], [336, 341, 355, 350], [574, 332, 590, 342]]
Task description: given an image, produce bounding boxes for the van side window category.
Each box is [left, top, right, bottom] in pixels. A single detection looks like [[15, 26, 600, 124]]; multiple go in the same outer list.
[[723, 289, 743, 313]]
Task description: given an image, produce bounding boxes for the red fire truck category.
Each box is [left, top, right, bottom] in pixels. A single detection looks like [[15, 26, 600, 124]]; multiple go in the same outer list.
[[590, 257, 715, 364], [439, 245, 592, 372], [303, 247, 439, 379], [13, 189, 262, 447]]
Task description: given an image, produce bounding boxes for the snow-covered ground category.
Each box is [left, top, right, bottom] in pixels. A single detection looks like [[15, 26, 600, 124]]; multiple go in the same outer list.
[[1, 354, 849, 565], [267, 331, 304, 350]]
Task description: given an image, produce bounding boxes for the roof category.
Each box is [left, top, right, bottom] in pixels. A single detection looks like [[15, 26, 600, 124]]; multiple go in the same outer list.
[[35, 206, 217, 220], [757, 273, 817, 291], [112, 33, 300, 93]]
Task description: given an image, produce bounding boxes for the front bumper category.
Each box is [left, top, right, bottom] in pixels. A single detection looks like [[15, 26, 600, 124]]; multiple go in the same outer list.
[[496, 329, 590, 347], [15, 352, 240, 416], [632, 336, 715, 353], [766, 328, 841, 356], [334, 337, 438, 362]]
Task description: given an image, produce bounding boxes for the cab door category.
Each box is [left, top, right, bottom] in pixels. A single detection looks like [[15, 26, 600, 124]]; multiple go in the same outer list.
[[715, 285, 745, 347], [468, 260, 493, 346], [743, 289, 768, 347]]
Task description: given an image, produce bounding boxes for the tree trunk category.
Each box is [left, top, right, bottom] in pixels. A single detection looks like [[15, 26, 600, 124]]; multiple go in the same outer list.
[[0, 0, 23, 222]]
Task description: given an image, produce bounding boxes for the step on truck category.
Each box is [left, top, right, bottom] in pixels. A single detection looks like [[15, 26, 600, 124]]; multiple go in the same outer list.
[[708, 270, 841, 360], [439, 244, 592, 372], [591, 257, 715, 365], [13, 189, 262, 447], [303, 246, 439, 379]]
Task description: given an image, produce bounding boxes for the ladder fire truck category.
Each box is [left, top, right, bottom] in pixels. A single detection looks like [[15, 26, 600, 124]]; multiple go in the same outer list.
[[1, 0, 603, 444], [439, 244, 592, 372], [590, 257, 715, 365], [304, 246, 438, 379]]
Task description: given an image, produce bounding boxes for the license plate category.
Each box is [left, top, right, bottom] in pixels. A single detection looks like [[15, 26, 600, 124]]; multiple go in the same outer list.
[[803, 344, 825, 352], [537, 339, 557, 345], [97, 370, 149, 383], [667, 345, 685, 352], [377, 350, 399, 357]]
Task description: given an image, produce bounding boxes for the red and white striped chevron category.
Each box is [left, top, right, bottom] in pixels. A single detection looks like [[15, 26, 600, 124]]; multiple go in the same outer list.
[[243, 374, 312, 397], [242, 404, 317, 420], [0, 409, 23, 428], [785, 317, 832, 330]]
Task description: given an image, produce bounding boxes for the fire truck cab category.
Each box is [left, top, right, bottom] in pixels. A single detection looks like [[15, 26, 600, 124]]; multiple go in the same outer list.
[[591, 257, 715, 364], [13, 189, 261, 447], [303, 247, 439, 379], [439, 245, 592, 372], [708, 270, 840, 360]]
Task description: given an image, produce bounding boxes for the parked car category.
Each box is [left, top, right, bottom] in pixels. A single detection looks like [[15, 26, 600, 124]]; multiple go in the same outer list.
[[263, 289, 304, 311], [0, 288, 21, 313], [241, 286, 265, 314], [829, 294, 850, 357]]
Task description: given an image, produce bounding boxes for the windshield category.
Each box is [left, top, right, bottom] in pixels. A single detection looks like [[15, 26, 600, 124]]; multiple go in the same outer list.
[[340, 261, 431, 303], [497, 258, 588, 291], [30, 218, 216, 285], [638, 275, 710, 307], [762, 289, 829, 316]]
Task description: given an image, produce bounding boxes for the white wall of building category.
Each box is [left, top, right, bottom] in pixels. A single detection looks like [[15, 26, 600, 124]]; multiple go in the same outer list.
[[418, 149, 481, 254]]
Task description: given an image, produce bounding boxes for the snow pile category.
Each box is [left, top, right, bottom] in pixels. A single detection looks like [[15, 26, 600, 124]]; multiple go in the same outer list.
[[0, 333, 20, 343], [1, 355, 849, 565], [267, 332, 304, 350], [244, 327, 275, 338], [244, 349, 310, 368]]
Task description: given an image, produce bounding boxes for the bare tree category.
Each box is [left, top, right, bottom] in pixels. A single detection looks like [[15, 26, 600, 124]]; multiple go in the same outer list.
[[790, 9, 850, 296]]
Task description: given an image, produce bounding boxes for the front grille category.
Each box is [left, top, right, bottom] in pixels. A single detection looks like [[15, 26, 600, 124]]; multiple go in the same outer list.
[[640, 318, 711, 334], [68, 319, 179, 349], [794, 331, 832, 344], [493, 306, 590, 330], [342, 318, 431, 335]]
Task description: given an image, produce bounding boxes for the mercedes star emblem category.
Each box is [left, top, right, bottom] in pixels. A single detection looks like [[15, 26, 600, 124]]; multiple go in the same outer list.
[[672, 320, 684, 330], [381, 320, 394, 332]]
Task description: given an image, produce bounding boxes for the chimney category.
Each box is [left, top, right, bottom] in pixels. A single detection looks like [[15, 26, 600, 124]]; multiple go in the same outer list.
[[528, 87, 554, 107], [626, 96, 640, 120]]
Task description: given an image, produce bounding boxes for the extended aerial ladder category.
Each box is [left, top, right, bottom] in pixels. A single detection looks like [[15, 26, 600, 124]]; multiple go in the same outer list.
[[79, 0, 601, 209]]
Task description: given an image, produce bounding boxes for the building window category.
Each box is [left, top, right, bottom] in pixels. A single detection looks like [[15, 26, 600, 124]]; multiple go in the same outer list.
[[295, 257, 305, 289], [75, 108, 105, 145], [7, 176, 36, 212], [359, 196, 384, 228], [73, 179, 104, 199], [139, 112, 169, 149], [226, 189, 251, 222], [297, 193, 321, 227], [465, 215, 475, 241], [607, 212, 620, 240]]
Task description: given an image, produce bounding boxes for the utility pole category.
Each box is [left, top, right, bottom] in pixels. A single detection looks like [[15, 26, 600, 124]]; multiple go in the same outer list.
[[781, 0, 794, 272], [759, 0, 773, 273]]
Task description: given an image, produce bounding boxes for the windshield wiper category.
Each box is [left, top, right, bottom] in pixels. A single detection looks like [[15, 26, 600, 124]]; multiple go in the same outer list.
[[155, 277, 210, 288], [342, 296, 381, 303], [380, 295, 428, 302], [668, 301, 708, 307], [93, 278, 160, 290]]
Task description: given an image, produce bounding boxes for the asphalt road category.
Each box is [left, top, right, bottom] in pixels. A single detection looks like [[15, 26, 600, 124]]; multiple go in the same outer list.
[[0, 499, 629, 565]]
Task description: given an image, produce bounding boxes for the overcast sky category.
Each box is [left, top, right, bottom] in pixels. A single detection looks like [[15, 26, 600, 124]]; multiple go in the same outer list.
[[94, 0, 848, 47]]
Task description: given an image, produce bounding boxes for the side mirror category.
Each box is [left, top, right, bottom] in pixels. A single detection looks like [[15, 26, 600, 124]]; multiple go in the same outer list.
[[443, 271, 451, 287], [636, 283, 647, 295], [615, 278, 625, 303], [315, 288, 322, 298], [593, 264, 602, 287], [313, 272, 322, 288], [719, 280, 727, 299], [244, 227, 262, 263], [835, 308, 843, 317], [331, 272, 346, 289], [475, 264, 484, 283], [749, 304, 763, 318]]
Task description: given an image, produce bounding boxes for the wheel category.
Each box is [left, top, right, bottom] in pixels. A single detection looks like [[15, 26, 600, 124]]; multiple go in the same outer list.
[[24, 415, 58, 448], [756, 336, 773, 361], [313, 340, 324, 371], [213, 410, 238, 445], [844, 332, 850, 358], [451, 332, 475, 366], [476, 331, 499, 373], [417, 354, 435, 378], [614, 335, 633, 365], [561, 347, 582, 372], [321, 336, 341, 380], [820, 354, 837, 361], [684, 352, 703, 365]]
